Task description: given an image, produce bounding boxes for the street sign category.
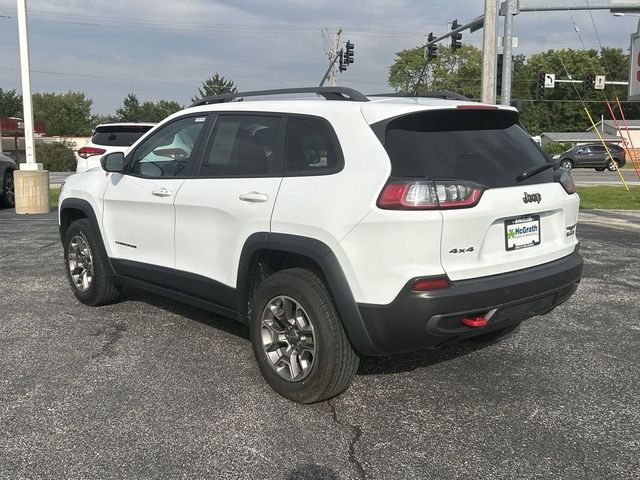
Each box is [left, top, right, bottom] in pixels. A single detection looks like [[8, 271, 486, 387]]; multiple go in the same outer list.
[[498, 36, 518, 48], [595, 75, 606, 90], [544, 73, 555, 88]]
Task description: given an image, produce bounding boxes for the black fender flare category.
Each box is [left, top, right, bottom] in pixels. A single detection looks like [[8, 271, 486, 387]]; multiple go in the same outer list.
[[59, 198, 115, 275], [237, 232, 381, 356]]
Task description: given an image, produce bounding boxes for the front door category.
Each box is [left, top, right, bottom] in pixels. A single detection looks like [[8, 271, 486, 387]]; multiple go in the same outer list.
[[102, 115, 209, 281]]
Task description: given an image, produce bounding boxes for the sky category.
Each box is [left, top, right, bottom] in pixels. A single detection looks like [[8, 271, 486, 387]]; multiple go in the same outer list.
[[0, 0, 639, 114]]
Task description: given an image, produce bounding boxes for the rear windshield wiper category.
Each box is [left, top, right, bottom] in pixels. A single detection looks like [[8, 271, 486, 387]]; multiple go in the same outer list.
[[516, 163, 554, 182]]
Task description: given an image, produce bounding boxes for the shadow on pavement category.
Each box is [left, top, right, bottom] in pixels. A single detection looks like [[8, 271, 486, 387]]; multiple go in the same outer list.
[[121, 286, 499, 378]]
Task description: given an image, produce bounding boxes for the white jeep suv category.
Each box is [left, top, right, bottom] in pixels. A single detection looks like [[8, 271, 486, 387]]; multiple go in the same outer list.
[[58, 87, 583, 404]]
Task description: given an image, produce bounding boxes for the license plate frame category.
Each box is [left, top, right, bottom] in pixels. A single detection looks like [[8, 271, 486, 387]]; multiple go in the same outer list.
[[505, 215, 541, 251]]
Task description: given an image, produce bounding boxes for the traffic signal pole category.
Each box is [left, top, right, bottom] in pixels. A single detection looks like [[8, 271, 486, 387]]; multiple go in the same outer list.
[[500, 0, 516, 105]]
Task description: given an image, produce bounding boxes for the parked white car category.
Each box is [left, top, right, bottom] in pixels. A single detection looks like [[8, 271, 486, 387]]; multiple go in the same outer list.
[[58, 87, 582, 403], [75, 123, 155, 173]]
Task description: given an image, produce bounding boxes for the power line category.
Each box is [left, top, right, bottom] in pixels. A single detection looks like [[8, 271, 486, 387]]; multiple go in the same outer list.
[[0, 66, 188, 86], [0, 7, 427, 39]]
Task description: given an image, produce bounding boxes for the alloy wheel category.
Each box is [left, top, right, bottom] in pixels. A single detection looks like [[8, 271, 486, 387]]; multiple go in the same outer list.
[[4, 173, 14, 205], [260, 295, 316, 382], [68, 235, 94, 292]]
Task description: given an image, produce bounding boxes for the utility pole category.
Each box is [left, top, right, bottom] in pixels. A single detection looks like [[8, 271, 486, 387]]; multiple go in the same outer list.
[[500, 0, 517, 105], [331, 28, 342, 86], [15, 0, 49, 214], [481, 0, 499, 104]]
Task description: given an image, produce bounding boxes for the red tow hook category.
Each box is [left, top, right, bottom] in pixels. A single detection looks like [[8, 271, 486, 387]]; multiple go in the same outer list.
[[462, 316, 488, 328]]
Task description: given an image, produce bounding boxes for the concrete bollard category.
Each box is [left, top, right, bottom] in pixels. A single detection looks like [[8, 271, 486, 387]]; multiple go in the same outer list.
[[14, 170, 50, 214]]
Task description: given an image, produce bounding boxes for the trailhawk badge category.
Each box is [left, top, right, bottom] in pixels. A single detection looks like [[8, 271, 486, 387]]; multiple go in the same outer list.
[[523, 192, 542, 204]]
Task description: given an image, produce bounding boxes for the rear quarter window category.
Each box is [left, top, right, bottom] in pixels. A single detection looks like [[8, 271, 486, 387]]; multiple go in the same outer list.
[[379, 109, 554, 188]]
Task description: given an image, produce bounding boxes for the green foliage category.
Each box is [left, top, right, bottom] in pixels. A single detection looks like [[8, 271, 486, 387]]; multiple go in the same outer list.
[[32, 92, 94, 136], [543, 142, 571, 155], [388, 45, 481, 99], [115, 94, 182, 123], [36, 141, 76, 172], [191, 73, 237, 102], [388, 46, 637, 135], [0, 88, 23, 117]]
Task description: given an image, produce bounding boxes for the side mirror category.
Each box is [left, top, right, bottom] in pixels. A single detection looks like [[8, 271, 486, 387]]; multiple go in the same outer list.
[[101, 152, 125, 173]]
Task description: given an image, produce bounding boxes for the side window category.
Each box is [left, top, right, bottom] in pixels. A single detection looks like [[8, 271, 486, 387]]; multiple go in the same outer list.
[[591, 145, 604, 152], [199, 115, 282, 177], [130, 116, 207, 177], [286, 116, 342, 175]]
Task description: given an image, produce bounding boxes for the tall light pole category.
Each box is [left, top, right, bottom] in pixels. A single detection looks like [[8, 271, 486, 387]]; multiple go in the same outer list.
[[15, 0, 49, 214]]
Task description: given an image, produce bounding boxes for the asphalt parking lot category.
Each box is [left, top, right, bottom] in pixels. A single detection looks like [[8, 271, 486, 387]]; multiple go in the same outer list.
[[1, 208, 639, 480]]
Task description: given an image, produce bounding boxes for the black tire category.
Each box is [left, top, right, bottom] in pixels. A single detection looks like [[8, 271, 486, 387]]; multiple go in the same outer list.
[[0, 170, 15, 208], [250, 268, 359, 404], [466, 323, 520, 344], [560, 159, 573, 170], [595, 167, 606, 172], [606, 159, 618, 171], [63, 218, 121, 306]]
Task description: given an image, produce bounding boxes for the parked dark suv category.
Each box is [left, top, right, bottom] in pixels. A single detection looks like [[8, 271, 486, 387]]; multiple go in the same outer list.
[[553, 143, 626, 171], [0, 153, 16, 208]]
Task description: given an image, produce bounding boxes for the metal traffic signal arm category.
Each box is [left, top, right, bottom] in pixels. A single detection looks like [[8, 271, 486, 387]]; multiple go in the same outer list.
[[422, 15, 484, 52]]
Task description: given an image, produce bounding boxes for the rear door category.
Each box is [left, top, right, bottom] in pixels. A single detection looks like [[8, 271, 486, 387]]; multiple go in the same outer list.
[[381, 108, 579, 281], [173, 113, 284, 307]]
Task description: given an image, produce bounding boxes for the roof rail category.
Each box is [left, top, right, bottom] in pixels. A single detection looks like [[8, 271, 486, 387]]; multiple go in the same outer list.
[[368, 90, 471, 101], [190, 86, 369, 107]]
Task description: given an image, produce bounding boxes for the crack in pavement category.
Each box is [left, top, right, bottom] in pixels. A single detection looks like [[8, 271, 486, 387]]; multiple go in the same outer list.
[[328, 399, 366, 480], [90, 323, 127, 359]]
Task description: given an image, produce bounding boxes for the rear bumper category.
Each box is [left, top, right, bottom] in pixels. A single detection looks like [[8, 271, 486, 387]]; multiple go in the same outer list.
[[356, 248, 583, 354]]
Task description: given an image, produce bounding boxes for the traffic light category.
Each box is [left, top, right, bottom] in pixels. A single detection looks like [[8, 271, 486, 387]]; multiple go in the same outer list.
[[427, 32, 438, 60], [450, 20, 462, 50], [496, 53, 504, 96], [345, 41, 355, 65], [536, 71, 546, 99], [584, 74, 595, 92], [338, 50, 347, 72]]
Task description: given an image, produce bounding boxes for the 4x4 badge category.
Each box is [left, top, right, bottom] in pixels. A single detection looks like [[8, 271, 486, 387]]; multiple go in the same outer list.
[[523, 192, 542, 204]]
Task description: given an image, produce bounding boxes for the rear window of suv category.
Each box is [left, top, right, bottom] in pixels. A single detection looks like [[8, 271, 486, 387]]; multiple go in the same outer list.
[[380, 109, 553, 188], [92, 125, 154, 147]]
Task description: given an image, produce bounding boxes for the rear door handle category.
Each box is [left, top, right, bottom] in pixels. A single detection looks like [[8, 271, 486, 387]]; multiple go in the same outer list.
[[151, 187, 173, 197], [239, 191, 269, 203]]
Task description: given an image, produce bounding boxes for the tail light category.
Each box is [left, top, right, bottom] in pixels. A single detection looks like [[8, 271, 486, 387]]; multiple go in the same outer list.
[[78, 146, 106, 159], [378, 179, 484, 210], [557, 168, 576, 194]]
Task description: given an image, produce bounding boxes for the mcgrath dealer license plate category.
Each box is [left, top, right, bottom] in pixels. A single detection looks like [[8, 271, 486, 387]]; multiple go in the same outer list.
[[505, 215, 541, 251]]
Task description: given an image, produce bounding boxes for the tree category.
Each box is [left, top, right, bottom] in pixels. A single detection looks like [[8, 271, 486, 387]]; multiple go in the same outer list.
[[388, 45, 639, 135], [388, 45, 482, 99], [115, 94, 182, 123], [0, 88, 23, 117], [35, 141, 76, 171], [191, 73, 237, 102], [511, 48, 639, 134], [32, 91, 93, 136]]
